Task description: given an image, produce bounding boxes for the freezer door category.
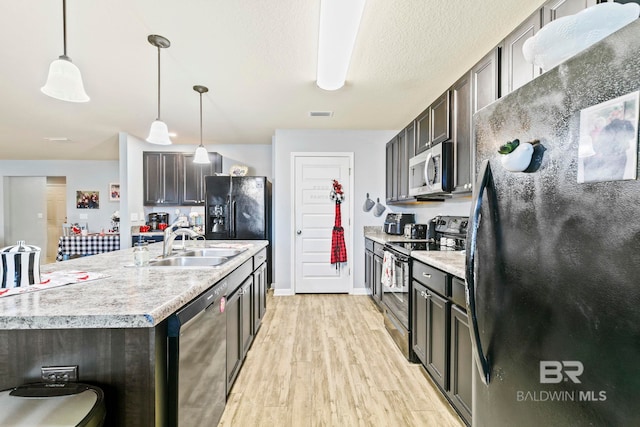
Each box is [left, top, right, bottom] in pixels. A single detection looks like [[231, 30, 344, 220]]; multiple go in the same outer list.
[[231, 177, 268, 240]]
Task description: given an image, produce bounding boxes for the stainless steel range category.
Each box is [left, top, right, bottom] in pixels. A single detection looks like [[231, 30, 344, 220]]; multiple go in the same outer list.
[[381, 215, 468, 360]]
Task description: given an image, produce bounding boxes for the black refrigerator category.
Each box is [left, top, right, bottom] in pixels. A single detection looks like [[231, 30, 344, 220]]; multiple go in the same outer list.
[[467, 20, 640, 427], [205, 176, 271, 240]]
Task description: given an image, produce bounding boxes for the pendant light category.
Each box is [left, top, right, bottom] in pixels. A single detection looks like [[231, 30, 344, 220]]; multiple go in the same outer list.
[[146, 34, 172, 145], [193, 85, 211, 164], [41, 0, 89, 102]]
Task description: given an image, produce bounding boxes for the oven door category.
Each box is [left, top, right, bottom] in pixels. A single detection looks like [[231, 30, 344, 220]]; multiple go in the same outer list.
[[381, 250, 410, 329]]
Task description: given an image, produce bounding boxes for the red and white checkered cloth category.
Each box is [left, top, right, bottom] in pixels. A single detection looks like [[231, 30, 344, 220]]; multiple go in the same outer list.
[[56, 235, 120, 261], [331, 202, 347, 264]]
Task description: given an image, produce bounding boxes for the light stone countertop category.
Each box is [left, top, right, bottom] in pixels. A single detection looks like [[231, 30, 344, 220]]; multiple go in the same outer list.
[[0, 240, 268, 330], [364, 228, 465, 278]]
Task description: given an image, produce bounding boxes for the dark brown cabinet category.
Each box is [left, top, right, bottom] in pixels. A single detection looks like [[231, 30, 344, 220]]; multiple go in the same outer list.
[[449, 303, 472, 425], [472, 47, 501, 114], [430, 91, 451, 146], [386, 124, 416, 204], [365, 239, 383, 310], [252, 256, 267, 334], [451, 73, 472, 194], [385, 139, 397, 203], [415, 108, 431, 154], [412, 261, 472, 426], [240, 277, 254, 356], [144, 151, 222, 206], [542, 0, 597, 25], [143, 152, 181, 205], [501, 11, 542, 96], [181, 152, 222, 205]]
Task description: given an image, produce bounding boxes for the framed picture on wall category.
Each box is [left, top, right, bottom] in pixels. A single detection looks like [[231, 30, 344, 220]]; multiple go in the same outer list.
[[76, 191, 100, 209], [109, 183, 120, 201]]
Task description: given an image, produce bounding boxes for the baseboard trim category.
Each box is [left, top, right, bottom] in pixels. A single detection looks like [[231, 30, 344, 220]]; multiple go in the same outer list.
[[350, 287, 369, 296], [273, 288, 295, 296]]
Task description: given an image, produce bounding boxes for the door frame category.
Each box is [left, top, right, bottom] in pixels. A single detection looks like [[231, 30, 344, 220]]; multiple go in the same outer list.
[[290, 152, 355, 294]]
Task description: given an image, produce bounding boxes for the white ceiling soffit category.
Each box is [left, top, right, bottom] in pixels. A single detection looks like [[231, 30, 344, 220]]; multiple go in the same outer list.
[[0, 0, 546, 160]]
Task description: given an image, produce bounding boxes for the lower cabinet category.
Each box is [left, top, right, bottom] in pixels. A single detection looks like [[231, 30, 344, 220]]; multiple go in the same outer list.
[[364, 239, 383, 310], [449, 304, 472, 424], [412, 280, 449, 390], [411, 261, 472, 426], [227, 249, 269, 395]]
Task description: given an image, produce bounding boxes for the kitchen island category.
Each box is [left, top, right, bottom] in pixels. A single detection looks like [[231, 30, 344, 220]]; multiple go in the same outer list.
[[0, 239, 268, 426]]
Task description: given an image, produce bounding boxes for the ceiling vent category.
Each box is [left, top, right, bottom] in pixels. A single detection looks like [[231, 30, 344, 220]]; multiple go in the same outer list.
[[309, 111, 333, 117]]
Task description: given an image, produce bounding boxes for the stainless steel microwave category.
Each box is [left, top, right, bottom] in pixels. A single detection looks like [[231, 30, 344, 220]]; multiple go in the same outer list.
[[408, 141, 453, 197]]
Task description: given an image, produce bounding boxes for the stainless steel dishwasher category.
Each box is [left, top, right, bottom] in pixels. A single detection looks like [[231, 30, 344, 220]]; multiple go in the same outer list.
[[167, 279, 228, 427]]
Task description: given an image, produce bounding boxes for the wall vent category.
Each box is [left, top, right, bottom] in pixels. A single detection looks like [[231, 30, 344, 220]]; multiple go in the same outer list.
[[309, 111, 333, 117]]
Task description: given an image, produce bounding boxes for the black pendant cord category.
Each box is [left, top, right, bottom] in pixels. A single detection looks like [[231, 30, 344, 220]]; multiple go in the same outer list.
[[62, 0, 67, 58], [199, 92, 203, 146], [156, 46, 161, 121]]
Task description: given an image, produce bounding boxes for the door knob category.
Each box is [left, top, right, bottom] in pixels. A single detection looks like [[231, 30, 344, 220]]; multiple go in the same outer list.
[[296, 230, 302, 235]]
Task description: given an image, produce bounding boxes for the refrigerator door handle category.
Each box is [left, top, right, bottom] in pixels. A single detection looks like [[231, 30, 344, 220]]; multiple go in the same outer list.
[[465, 159, 492, 385], [231, 198, 237, 238]]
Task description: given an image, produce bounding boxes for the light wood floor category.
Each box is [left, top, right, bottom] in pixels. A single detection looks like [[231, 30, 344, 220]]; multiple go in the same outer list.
[[219, 292, 465, 427]]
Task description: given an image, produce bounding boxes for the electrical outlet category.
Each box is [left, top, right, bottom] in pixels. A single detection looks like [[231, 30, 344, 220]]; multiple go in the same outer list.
[[41, 365, 78, 383]]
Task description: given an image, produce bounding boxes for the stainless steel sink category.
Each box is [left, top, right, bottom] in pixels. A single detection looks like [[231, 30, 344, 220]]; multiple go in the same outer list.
[[147, 256, 229, 267], [180, 248, 246, 257]]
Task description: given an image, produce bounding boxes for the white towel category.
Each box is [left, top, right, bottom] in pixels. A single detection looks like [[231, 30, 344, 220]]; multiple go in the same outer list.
[[381, 251, 396, 289]]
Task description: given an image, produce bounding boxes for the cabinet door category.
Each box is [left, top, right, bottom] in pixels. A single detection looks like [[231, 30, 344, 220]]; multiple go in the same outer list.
[[412, 281, 428, 365], [365, 250, 373, 295], [253, 263, 267, 334], [449, 304, 472, 426], [385, 140, 395, 203], [397, 130, 410, 200], [226, 288, 242, 392], [240, 277, 254, 358], [542, 0, 597, 26], [501, 11, 542, 95], [415, 108, 431, 154], [473, 47, 500, 114], [373, 254, 383, 308], [143, 152, 181, 205], [430, 91, 451, 146], [451, 72, 472, 193], [181, 152, 223, 205], [426, 290, 449, 390]]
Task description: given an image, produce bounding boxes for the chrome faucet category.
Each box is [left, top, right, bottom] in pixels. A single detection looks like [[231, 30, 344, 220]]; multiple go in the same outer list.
[[163, 218, 203, 257]]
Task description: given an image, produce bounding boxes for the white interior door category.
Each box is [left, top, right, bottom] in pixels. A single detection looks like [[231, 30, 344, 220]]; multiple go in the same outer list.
[[293, 154, 352, 293], [6, 177, 47, 256], [46, 181, 67, 264]]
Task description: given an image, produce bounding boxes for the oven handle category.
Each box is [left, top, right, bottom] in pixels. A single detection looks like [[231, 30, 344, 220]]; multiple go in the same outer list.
[[465, 159, 492, 386]]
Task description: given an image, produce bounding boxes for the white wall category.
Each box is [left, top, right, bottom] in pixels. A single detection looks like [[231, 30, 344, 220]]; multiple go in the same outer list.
[[0, 160, 120, 246], [272, 129, 473, 295], [120, 132, 273, 248], [273, 129, 398, 295]]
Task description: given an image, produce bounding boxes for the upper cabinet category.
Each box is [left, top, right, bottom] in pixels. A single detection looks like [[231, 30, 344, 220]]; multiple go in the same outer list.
[[386, 123, 416, 204], [501, 12, 542, 96], [144, 151, 222, 206], [502, 0, 601, 96], [415, 108, 431, 155], [472, 47, 500, 114], [430, 91, 451, 146], [143, 152, 181, 205], [451, 73, 472, 194], [181, 153, 223, 205], [542, 0, 598, 25]]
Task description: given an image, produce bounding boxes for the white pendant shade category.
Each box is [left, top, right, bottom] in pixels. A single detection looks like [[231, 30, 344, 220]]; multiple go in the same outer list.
[[316, 0, 366, 91], [41, 57, 89, 103], [146, 120, 172, 145], [193, 145, 210, 164]]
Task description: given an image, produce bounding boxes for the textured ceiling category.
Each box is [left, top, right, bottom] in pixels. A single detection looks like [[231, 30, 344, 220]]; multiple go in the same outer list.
[[0, 0, 546, 160]]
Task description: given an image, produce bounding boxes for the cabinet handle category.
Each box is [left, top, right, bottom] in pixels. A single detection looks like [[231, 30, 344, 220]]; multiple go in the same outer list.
[[425, 291, 431, 299], [422, 272, 431, 278]]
